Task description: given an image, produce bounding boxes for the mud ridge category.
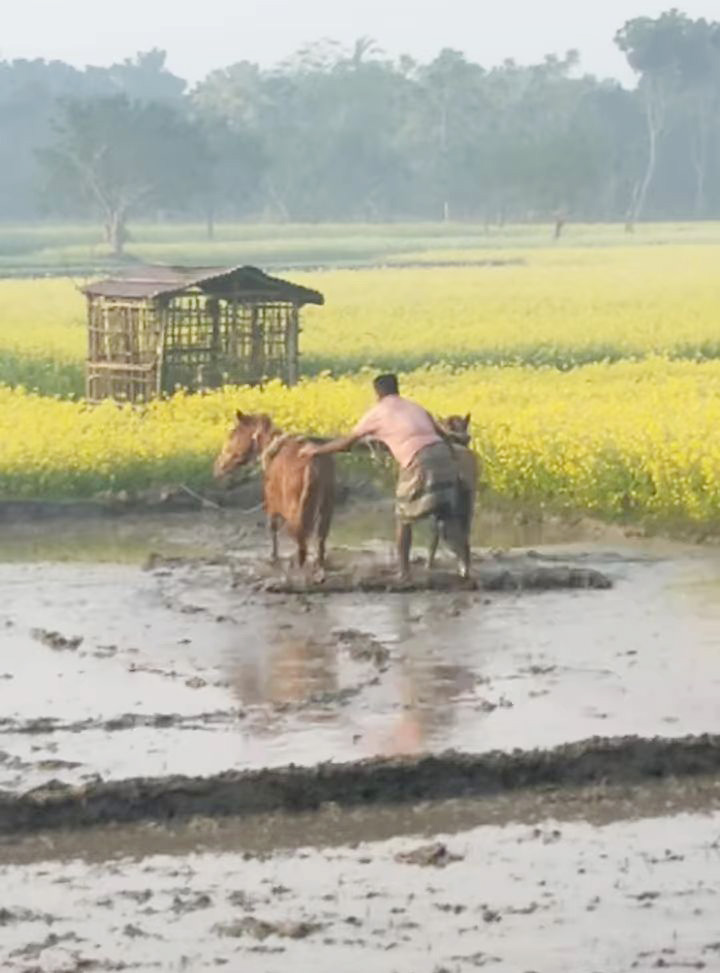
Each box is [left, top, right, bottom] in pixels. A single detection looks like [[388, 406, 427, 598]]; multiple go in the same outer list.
[[1, 733, 719, 836], [260, 564, 612, 593], [234, 558, 613, 594], [0, 710, 246, 736]]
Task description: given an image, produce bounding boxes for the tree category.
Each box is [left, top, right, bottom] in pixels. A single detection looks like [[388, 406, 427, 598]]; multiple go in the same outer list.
[[85, 49, 186, 103], [1, 21, 719, 229], [39, 96, 208, 255], [615, 11, 720, 226], [195, 119, 266, 236], [411, 50, 488, 221], [670, 18, 720, 216]]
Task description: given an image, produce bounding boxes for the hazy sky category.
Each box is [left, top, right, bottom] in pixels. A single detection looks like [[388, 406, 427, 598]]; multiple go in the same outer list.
[[5, 0, 720, 84]]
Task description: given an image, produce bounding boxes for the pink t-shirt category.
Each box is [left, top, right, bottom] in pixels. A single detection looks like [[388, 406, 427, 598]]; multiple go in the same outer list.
[[352, 395, 441, 469]]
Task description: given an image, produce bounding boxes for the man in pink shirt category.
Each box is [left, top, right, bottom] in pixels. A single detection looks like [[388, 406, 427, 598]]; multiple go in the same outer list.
[[302, 374, 470, 580]]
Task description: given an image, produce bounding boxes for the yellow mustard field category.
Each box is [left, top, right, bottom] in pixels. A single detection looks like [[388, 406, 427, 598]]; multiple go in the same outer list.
[[2, 360, 720, 525], [4, 245, 720, 392], [300, 246, 720, 371], [3, 241, 720, 525]]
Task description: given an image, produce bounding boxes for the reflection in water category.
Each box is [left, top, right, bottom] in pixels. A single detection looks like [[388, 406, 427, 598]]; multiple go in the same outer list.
[[220, 593, 478, 758], [231, 635, 338, 708], [341, 595, 479, 758], [384, 605, 477, 756], [384, 659, 475, 755], [3, 526, 720, 789]]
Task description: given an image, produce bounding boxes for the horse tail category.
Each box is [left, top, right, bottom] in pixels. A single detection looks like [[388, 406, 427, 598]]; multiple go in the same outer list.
[[299, 454, 319, 537], [454, 476, 472, 533], [439, 473, 471, 557]]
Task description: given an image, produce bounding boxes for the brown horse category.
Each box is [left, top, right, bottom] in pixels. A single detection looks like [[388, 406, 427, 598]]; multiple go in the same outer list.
[[428, 413, 478, 570], [214, 411, 335, 569]]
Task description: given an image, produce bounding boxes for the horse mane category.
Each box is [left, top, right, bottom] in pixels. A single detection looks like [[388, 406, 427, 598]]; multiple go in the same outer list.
[[260, 429, 309, 469]]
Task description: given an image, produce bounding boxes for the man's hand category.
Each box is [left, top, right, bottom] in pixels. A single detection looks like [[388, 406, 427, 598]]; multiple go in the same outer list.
[[301, 435, 360, 458]]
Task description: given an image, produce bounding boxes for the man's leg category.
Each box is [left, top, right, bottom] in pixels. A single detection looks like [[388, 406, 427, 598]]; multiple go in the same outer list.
[[442, 515, 471, 579], [396, 520, 412, 581]]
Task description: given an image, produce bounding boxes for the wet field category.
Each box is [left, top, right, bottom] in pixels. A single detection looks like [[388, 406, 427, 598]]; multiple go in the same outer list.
[[1, 505, 720, 970]]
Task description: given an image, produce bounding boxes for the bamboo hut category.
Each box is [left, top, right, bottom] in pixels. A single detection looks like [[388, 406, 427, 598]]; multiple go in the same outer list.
[[83, 264, 324, 403]]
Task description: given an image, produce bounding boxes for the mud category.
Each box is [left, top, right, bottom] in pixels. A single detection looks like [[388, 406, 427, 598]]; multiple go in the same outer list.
[[1, 782, 720, 972], [395, 841, 464, 866], [252, 556, 612, 593], [2, 506, 720, 968], [2, 734, 720, 835], [30, 628, 84, 651]]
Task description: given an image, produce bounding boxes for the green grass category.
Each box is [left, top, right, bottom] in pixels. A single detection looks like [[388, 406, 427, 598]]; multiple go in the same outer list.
[[0, 353, 84, 398], [4, 219, 720, 276]]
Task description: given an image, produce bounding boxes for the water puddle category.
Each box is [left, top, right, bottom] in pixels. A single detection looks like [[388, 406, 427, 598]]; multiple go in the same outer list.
[[1, 508, 719, 796]]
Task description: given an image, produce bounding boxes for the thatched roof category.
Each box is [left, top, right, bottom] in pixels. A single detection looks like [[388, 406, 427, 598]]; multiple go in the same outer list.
[[82, 264, 324, 305]]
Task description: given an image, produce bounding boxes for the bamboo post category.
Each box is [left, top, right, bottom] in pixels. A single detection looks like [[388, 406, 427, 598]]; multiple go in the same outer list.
[[286, 304, 299, 385], [249, 305, 263, 384], [153, 298, 167, 398], [207, 296, 221, 388]]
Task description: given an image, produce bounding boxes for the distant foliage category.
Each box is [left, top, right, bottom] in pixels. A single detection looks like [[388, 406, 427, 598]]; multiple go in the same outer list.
[[2, 10, 720, 232]]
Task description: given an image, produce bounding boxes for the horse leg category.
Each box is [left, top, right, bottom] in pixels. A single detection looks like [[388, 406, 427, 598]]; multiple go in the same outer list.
[[428, 517, 440, 569], [396, 521, 412, 582], [442, 516, 471, 580], [315, 491, 334, 572], [295, 528, 308, 569], [268, 514, 281, 564]]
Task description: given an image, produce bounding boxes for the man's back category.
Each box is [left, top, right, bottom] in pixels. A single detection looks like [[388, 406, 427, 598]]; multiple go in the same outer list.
[[352, 394, 441, 468]]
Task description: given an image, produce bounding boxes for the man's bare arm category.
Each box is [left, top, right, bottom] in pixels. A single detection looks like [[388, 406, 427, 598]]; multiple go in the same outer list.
[[302, 434, 361, 457]]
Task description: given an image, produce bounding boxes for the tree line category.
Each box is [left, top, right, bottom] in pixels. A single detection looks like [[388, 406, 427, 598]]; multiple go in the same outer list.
[[1, 10, 719, 252]]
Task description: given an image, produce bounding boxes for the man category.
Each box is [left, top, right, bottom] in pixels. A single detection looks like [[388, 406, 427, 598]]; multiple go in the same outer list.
[[301, 373, 470, 580]]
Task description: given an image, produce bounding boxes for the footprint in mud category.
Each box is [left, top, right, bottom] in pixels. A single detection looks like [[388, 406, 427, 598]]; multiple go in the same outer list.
[[630, 890, 661, 908], [395, 842, 464, 867], [121, 923, 157, 939], [273, 684, 367, 713], [169, 891, 213, 914], [118, 890, 154, 905], [333, 628, 391, 669], [34, 758, 83, 771], [447, 952, 502, 968], [0, 907, 55, 926], [634, 946, 706, 969], [30, 628, 83, 651], [10, 931, 84, 959], [475, 696, 513, 713], [215, 916, 324, 940], [185, 676, 207, 689], [227, 890, 256, 910], [523, 827, 563, 845]]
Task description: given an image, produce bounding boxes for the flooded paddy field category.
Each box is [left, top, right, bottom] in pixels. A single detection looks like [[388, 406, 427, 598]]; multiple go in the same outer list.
[[1, 504, 720, 970]]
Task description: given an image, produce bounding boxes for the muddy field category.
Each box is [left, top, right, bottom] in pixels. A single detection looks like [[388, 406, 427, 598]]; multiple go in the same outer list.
[[1, 504, 720, 971]]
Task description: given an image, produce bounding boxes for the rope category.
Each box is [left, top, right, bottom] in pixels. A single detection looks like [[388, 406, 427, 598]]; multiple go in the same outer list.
[[178, 484, 222, 510]]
